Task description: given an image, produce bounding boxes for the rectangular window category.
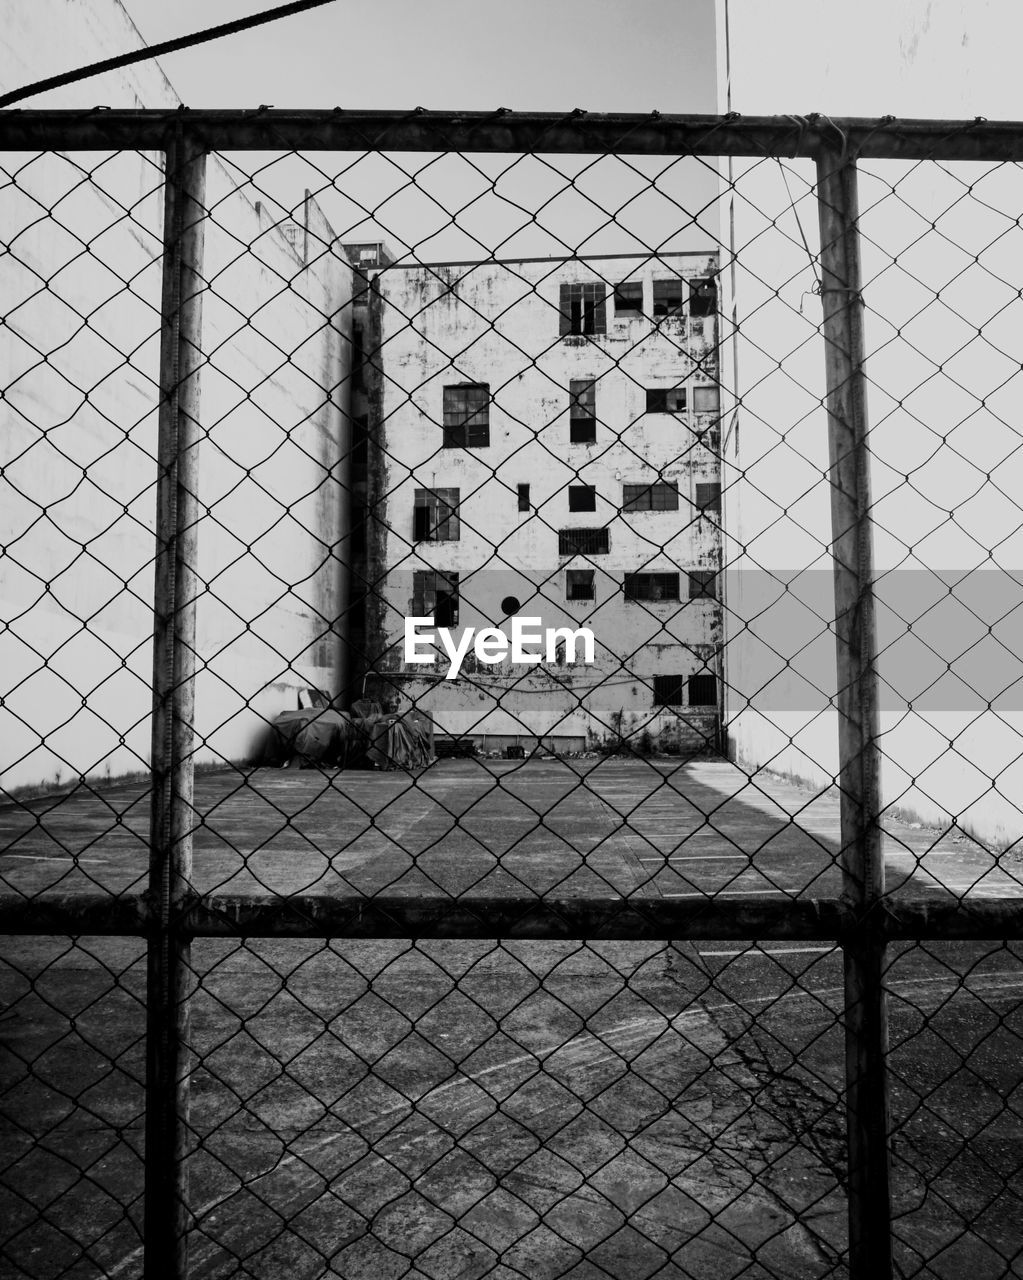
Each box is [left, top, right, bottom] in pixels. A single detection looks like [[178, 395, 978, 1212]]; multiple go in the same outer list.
[[652, 277, 685, 318], [559, 282, 607, 336], [566, 569, 595, 600], [688, 673, 718, 705], [688, 570, 717, 600], [689, 276, 717, 317], [653, 674, 685, 705], [692, 385, 721, 416], [568, 484, 596, 512], [412, 569, 459, 627], [559, 528, 610, 556], [622, 481, 679, 513], [613, 280, 643, 316], [646, 387, 687, 414], [412, 488, 459, 542], [443, 383, 490, 448], [569, 379, 596, 443], [625, 573, 680, 602], [695, 482, 722, 516], [517, 483, 530, 512]]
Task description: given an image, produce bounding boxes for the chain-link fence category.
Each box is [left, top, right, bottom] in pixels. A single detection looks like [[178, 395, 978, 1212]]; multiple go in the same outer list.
[[2, 110, 1022, 1280]]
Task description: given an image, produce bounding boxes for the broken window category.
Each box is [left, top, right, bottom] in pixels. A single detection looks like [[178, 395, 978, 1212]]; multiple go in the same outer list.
[[558, 528, 610, 556], [443, 383, 490, 448], [689, 275, 718, 317], [412, 488, 459, 542], [517, 483, 530, 512], [692, 385, 721, 416], [695, 482, 722, 516], [625, 573, 680, 602], [688, 673, 718, 705], [622, 481, 679, 512], [652, 277, 685, 318], [566, 569, 595, 600], [652, 674, 686, 705], [568, 484, 596, 512], [613, 280, 643, 317], [569, 379, 597, 443], [559, 282, 607, 336], [646, 387, 687, 414], [412, 570, 459, 627], [688, 570, 717, 600]]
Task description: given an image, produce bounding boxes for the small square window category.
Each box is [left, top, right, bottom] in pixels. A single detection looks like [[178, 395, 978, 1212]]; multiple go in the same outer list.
[[695, 482, 722, 516], [413, 488, 459, 542], [625, 573, 680, 602], [614, 281, 643, 316], [689, 276, 717, 317], [688, 570, 717, 600], [559, 282, 607, 336], [652, 278, 685, 318], [412, 570, 459, 627], [688, 673, 718, 705], [646, 387, 687, 414], [653, 674, 685, 705], [692, 385, 720, 416], [569, 485, 596, 512], [566, 569, 595, 600], [559, 528, 609, 556], [517, 483, 530, 512], [443, 383, 490, 448]]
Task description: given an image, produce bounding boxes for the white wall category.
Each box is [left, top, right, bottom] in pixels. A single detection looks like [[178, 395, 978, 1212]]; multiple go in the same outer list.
[[717, 0, 1023, 846]]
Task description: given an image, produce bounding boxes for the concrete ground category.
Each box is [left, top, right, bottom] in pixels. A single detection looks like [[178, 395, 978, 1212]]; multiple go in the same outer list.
[[1, 757, 1022, 1278]]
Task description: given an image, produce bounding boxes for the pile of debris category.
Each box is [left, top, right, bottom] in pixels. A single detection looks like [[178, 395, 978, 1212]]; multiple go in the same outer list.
[[262, 691, 433, 771]]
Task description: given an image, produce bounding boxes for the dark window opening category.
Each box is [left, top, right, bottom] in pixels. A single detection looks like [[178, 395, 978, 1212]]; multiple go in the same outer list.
[[688, 570, 717, 600], [622, 481, 679, 513], [413, 488, 459, 542], [688, 673, 718, 705], [569, 379, 596, 443], [625, 573, 680, 602], [413, 570, 459, 628], [559, 282, 607, 336], [569, 485, 596, 512], [559, 528, 610, 556], [501, 595, 521, 616], [693, 385, 721, 416], [652, 278, 685, 318], [653, 674, 685, 705], [689, 276, 718, 317], [517, 483, 530, 512], [695, 482, 722, 516], [646, 387, 687, 414], [613, 280, 643, 316], [566, 569, 595, 601], [443, 383, 490, 448]]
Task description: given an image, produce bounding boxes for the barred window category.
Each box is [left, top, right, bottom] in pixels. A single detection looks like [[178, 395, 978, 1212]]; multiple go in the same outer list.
[[688, 569, 717, 600], [569, 379, 597, 443], [566, 569, 595, 600], [652, 673, 685, 705], [569, 484, 596, 512], [412, 569, 459, 627], [625, 572, 680, 602], [559, 282, 607, 336], [646, 387, 687, 414], [613, 280, 643, 316], [689, 275, 718, 317], [652, 277, 685, 317], [688, 673, 718, 705], [622, 481, 679, 512], [443, 383, 490, 448], [695, 481, 722, 516], [412, 488, 459, 542], [559, 527, 610, 556], [692, 385, 720, 416]]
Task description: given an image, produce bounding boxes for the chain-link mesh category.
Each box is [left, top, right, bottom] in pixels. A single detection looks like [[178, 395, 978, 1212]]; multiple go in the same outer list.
[[2, 112, 1022, 1279]]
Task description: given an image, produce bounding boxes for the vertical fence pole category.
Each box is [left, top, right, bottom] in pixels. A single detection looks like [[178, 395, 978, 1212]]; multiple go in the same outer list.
[[815, 145, 892, 1279], [146, 128, 206, 1280]]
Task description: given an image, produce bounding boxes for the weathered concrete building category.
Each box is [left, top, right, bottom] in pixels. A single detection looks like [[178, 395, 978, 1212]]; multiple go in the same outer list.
[[361, 253, 724, 753]]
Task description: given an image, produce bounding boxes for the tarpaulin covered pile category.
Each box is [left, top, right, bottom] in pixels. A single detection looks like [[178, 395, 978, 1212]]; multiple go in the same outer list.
[[262, 692, 433, 771]]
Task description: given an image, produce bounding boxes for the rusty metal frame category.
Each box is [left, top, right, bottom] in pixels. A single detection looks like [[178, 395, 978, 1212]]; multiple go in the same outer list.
[[1, 110, 1022, 1280]]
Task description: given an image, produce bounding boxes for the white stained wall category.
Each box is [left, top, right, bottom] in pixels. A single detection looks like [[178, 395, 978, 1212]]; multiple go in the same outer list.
[[0, 1, 354, 794], [368, 255, 723, 748], [716, 0, 1023, 846]]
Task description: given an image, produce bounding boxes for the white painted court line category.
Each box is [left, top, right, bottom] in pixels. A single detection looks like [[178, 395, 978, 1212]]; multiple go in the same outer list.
[[658, 888, 788, 898], [636, 853, 749, 862], [698, 945, 836, 958], [0, 853, 112, 864]]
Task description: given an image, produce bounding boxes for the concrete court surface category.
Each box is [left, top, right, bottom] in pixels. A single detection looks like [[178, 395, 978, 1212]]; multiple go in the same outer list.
[[1, 756, 1022, 1278]]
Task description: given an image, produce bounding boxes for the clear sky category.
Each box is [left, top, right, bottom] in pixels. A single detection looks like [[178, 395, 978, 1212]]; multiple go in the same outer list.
[[119, 0, 719, 115]]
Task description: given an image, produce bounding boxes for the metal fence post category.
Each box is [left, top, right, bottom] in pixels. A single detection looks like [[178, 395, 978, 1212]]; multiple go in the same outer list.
[[145, 128, 206, 1280], [815, 147, 892, 1278]]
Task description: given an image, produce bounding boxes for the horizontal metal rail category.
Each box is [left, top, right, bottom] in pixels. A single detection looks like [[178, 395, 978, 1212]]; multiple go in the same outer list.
[[1, 892, 1020, 939], [0, 109, 1022, 159]]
